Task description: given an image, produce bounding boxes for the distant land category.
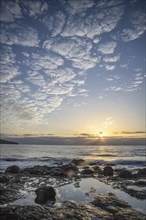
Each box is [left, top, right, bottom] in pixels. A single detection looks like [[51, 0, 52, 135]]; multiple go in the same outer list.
[[0, 139, 19, 145], [0, 136, 145, 145]]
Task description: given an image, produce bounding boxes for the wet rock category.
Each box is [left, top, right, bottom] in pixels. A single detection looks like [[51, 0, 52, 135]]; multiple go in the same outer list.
[[137, 168, 146, 177], [61, 163, 78, 177], [118, 170, 133, 178], [5, 165, 20, 174], [49, 167, 65, 177], [0, 183, 20, 204], [35, 186, 56, 204], [93, 166, 103, 174], [81, 167, 94, 175], [91, 193, 146, 220], [71, 158, 86, 166], [103, 166, 113, 176], [22, 165, 51, 175], [134, 180, 146, 187], [0, 175, 9, 183], [0, 202, 112, 220]]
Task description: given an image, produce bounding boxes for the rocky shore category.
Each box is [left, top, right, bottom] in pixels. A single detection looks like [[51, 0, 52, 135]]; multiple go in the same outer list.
[[0, 159, 146, 219]]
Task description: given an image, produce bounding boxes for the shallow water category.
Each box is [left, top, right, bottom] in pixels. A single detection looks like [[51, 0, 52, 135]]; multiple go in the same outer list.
[[11, 177, 146, 214], [0, 144, 146, 171]]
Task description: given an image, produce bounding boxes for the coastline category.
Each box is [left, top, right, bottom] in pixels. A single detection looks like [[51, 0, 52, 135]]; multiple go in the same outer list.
[[0, 159, 146, 219]]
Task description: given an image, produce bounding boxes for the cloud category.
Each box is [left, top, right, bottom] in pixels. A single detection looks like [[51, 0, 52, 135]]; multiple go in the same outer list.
[[121, 131, 146, 134], [103, 55, 120, 62], [121, 11, 146, 42], [0, 46, 20, 83], [21, 0, 48, 18], [61, 0, 94, 15], [0, 0, 22, 22], [98, 41, 117, 54], [105, 65, 116, 71], [1, 24, 40, 47], [61, 1, 123, 39]]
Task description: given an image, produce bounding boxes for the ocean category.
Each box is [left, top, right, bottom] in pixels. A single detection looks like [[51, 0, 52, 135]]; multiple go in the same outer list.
[[0, 144, 146, 214], [0, 144, 145, 171]]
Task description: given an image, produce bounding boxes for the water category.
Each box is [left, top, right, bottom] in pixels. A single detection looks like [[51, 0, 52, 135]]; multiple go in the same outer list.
[[0, 144, 146, 214], [0, 144, 146, 171]]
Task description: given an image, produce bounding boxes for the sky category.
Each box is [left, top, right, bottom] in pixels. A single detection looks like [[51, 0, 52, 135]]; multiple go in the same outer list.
[[0, 0, 146, 143]]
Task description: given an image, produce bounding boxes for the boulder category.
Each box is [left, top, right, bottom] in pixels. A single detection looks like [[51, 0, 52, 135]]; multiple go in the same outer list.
[[81, 167, 94, 175], [71, 159, 85, 166], [118, 170, 133, 178], [137, 168, 146, 177], [35, 186, 56, 204], [5, 165, 20, 174], [61, 163, 78, 177], [103, 166, 113, 176]]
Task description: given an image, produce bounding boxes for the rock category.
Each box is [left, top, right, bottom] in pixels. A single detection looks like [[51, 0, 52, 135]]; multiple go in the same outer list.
[[103, 166, 113, 176], [71, 159, 86, 166], [22, 165, 51, 175], [0, 201, 112, 220], [35, 186, 56, 204], [0, 175, 9, 183], [91, 193, 146, 220], [134, 180, 146, 187], [118, 170, 133, 178], [61, 163, 78, 177], [93, 166, 103, 174], [81, 167, 94, 175], [5, 165, 20, 174], [137, 168, 146, 177], [49, 168, 65, 176]]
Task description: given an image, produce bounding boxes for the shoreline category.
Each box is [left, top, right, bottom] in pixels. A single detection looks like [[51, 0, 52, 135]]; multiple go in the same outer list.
[[0, 159, 146, 219]]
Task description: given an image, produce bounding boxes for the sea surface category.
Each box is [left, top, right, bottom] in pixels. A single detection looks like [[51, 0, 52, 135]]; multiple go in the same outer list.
[[0, 144, 146, 171], [0, 144, 146, 214]]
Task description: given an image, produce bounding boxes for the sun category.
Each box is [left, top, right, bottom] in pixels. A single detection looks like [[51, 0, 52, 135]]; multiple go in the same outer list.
[[98, 132, 107, 138]]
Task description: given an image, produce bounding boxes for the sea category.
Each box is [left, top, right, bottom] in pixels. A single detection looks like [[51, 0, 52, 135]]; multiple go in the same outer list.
[[0, 144, 146, 171], [0, 144, 146, 214]]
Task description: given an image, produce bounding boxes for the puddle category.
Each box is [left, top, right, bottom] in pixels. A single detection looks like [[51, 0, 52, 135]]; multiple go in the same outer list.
[[10, 177, 146, 214]]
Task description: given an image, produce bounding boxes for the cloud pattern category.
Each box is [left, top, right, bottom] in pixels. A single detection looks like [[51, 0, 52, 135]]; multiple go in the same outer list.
[[0, 0, 145, 127]]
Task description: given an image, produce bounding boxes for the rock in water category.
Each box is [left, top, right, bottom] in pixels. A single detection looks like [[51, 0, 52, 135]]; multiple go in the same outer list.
[[71, 159, 85, 166], [103, 166, 113, 176], [5, 165, 20, 174], [35, 186, 56, 204], [118, 170, 133, 178]]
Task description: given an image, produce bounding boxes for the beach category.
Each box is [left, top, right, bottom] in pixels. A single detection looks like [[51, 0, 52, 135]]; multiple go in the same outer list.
[[0, 144, 146, 219]]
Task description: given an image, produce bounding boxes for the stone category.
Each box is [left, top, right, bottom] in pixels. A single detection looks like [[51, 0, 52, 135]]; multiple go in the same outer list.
[[103, 166, 113, 176], [61, 163, 78, 177], [137, 168, 146, 177], [5, 165, 20, 174], [0, 175, 9, 183], [91, 193, 145, 220], [35, 186, 56, 204], [71, 159, 86, 166], [81, 167, 94, 175], [118, 170, 133, 178]]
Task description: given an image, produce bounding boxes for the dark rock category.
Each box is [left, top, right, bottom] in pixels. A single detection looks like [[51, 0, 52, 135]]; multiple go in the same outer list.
[[134, 180, 146, 187], [91, 193, 146, 220], [35, 186, 56, 204], [22, 165, 51, 175], [71, 159, 86, 166], [118, 170, 133, 178], [137, 168, 146, 177], [61, 163, 78, 177], [49, 168, 65, 176], [5, 165, 20, 174], [103, 166, 113, 176], [81, 167, 94, 175], [0, 175, 9, 183], [93, 166, 103, 174]]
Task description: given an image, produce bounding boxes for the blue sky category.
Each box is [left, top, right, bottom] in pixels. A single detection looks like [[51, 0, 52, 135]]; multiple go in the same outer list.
[[0, 0, 146, 139]]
